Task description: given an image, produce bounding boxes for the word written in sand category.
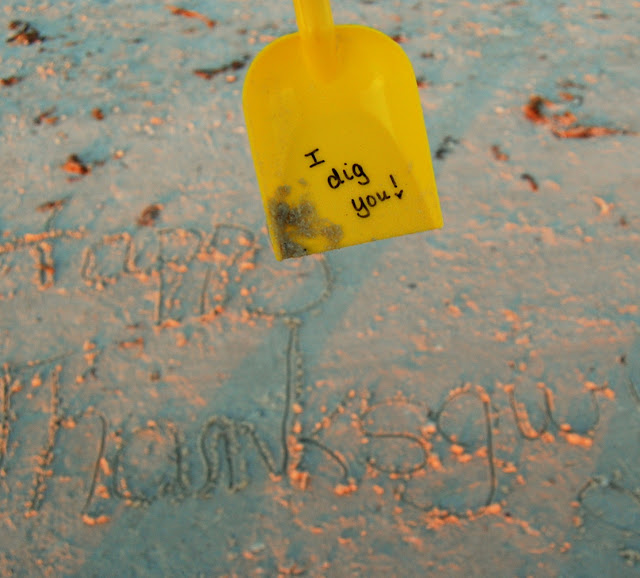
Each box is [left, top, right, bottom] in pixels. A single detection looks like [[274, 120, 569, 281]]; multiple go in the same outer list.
[[0, 334, 623, 525]]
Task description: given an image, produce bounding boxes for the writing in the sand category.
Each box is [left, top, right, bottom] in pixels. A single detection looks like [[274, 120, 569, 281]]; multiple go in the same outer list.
[[304, 148, 404, 218], [0, 223, 258, 325], [0, 341, 618, 525]]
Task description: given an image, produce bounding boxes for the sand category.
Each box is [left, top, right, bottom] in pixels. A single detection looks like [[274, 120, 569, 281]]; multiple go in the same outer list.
[[1, 0, 639, 576]]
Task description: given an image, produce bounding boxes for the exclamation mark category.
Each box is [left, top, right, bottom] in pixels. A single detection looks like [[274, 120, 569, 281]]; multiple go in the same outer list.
[[390, 175, 403, 199]]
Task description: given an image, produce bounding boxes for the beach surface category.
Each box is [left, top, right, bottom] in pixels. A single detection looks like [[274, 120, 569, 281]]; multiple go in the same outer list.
[[1, 0, 639, 575]]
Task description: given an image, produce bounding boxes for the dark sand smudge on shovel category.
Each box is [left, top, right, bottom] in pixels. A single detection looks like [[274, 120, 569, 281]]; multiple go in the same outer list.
[[269, 186, 343, 259]]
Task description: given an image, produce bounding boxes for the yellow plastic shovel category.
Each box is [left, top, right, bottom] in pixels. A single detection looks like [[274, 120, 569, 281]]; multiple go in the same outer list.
[[243, 0, 442, 260]]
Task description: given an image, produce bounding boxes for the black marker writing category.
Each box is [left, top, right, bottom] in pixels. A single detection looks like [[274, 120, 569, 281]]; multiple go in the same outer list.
[[328, 163, 370, 189], [350, 175, 403, 218], [351, 196, 371, 218], [304, 148, 325, 168], [390, 174, 403, 199]]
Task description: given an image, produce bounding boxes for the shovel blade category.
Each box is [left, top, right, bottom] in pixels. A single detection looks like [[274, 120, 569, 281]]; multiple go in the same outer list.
[[244, 25, 442, 260]]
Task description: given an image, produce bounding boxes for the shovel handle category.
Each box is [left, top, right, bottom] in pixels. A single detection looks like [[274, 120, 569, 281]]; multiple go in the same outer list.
[[292, 0, 337, 79], [293, 0, 334, 37]]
